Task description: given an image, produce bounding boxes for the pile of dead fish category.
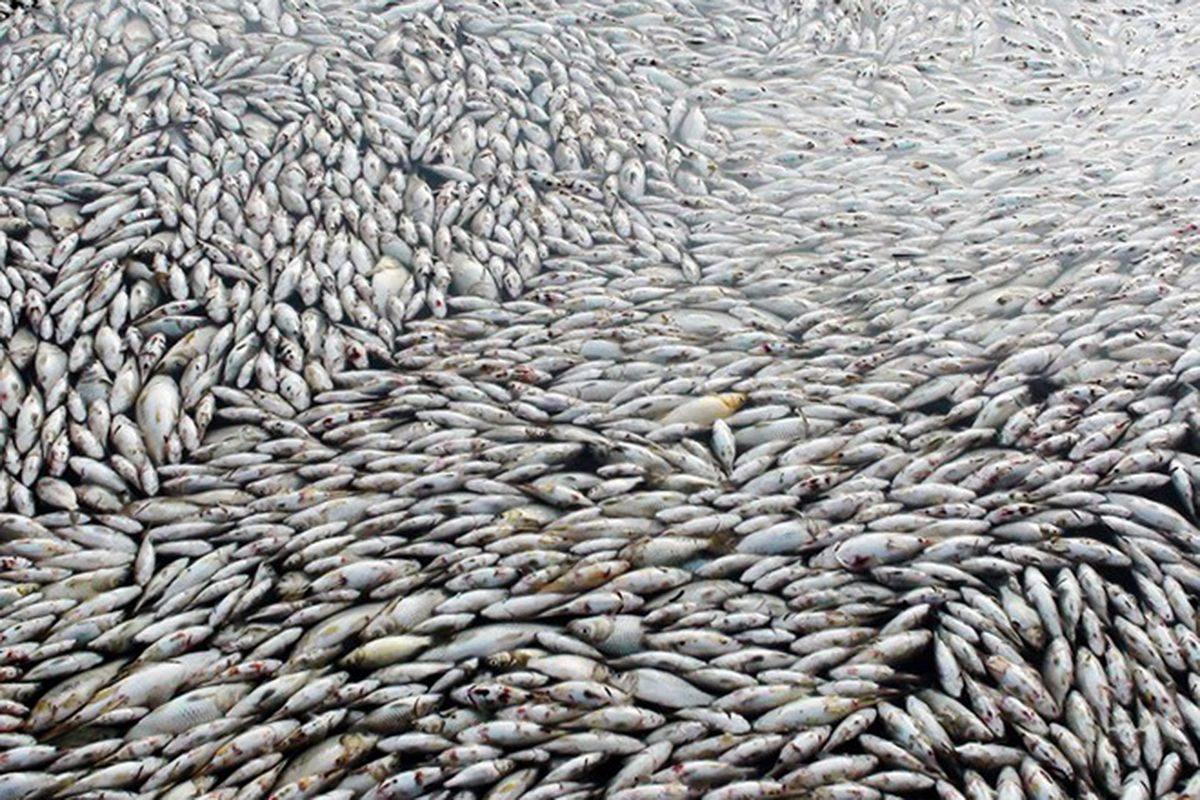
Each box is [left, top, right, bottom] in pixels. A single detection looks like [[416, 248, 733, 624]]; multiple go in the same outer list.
[[4, 0, 1200, 798]]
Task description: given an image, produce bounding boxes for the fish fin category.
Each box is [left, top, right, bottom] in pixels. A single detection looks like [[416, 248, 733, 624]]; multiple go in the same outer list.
[[706, 529, 736, 555]]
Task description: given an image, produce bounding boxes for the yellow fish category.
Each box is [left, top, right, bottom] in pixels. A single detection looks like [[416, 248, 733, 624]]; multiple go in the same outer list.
[[659, 392, 747, 426]]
